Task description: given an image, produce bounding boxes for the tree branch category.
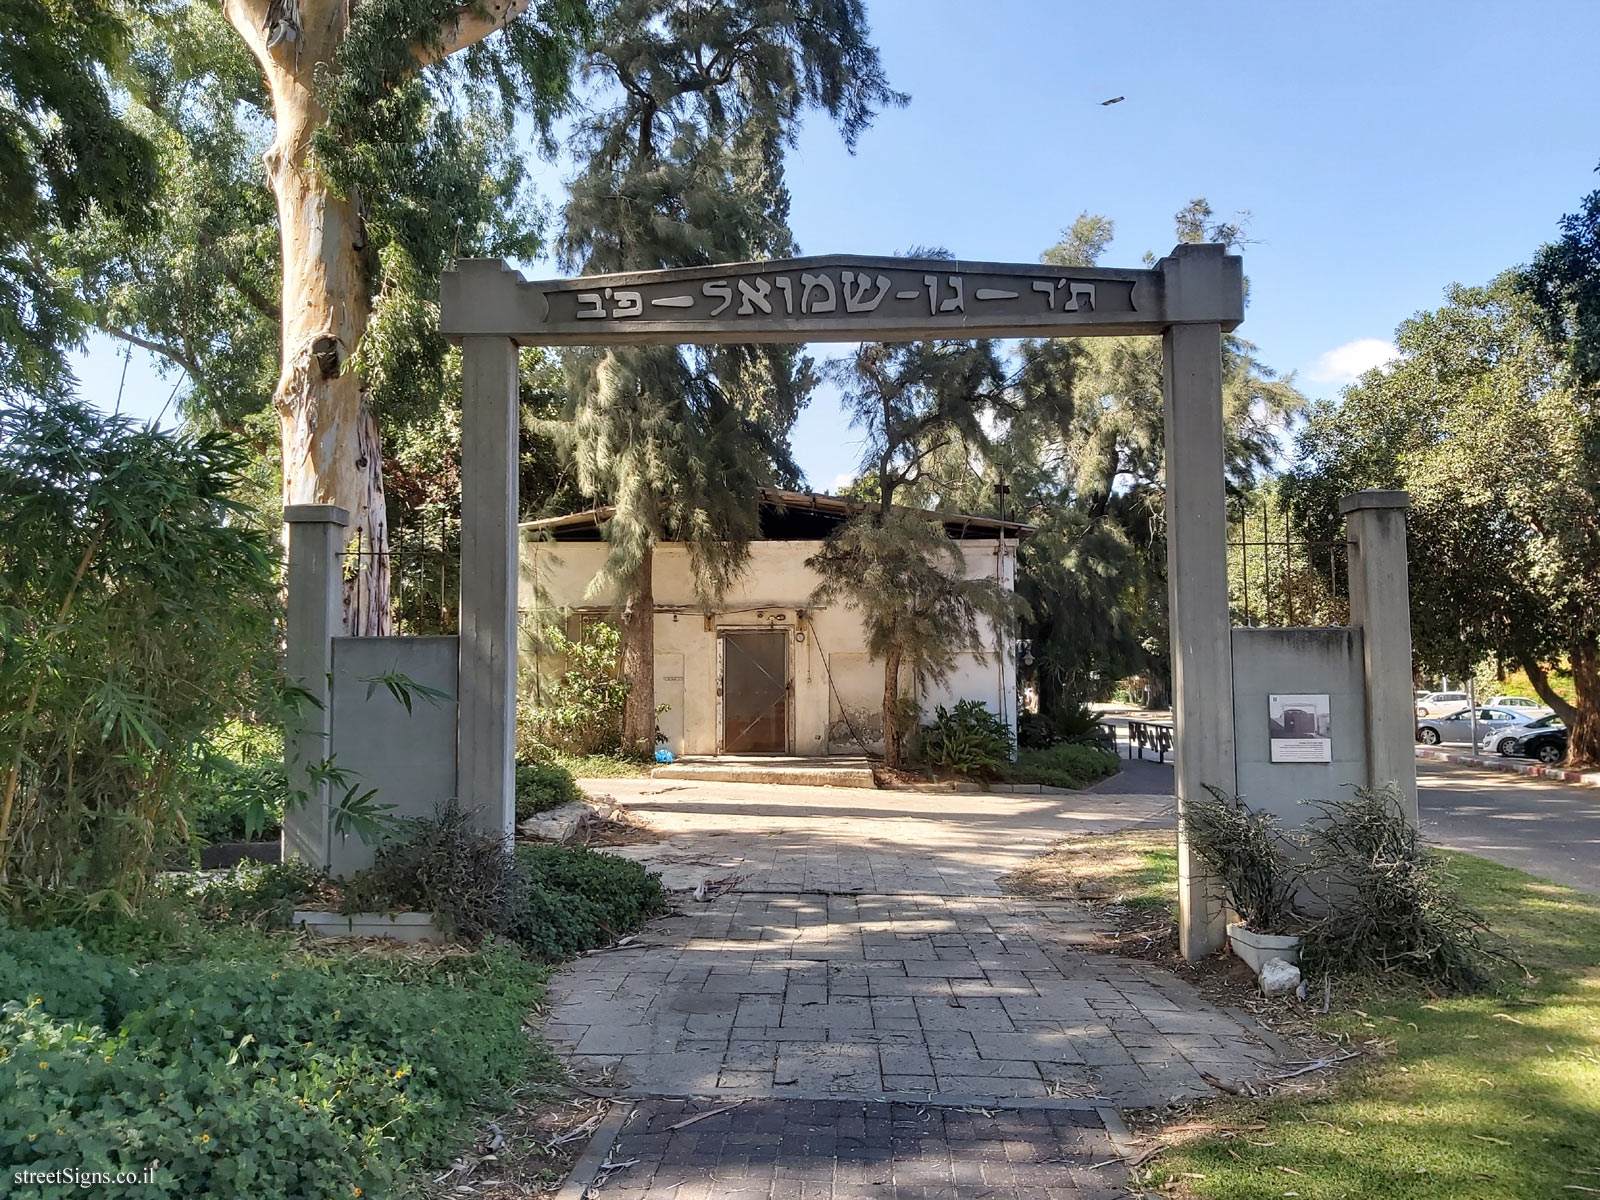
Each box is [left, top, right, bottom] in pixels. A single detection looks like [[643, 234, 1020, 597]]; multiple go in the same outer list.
[[419, 0, 531, 67], [99, 324, 201, 380]]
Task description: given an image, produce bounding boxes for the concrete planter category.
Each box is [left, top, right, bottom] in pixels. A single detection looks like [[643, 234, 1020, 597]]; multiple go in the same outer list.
[[293, 910, 446, 943], [1226, 922, 1300, 973]]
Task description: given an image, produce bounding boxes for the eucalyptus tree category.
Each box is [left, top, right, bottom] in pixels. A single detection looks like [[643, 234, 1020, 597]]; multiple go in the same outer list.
[[806, 338, 1018, 768], [65, 0, 589, 631], [557, 0, 903, 752], [0, 0, 157, 399]]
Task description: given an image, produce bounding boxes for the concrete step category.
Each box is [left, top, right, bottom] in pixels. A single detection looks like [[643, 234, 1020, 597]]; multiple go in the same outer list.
[[650, 756, 878, 789]]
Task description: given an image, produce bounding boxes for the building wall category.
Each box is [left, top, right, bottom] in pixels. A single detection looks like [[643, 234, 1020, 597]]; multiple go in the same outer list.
[[520, 535, 1017, 757]]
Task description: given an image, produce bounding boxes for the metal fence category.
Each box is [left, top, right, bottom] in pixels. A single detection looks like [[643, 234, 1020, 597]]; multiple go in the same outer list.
[[1228, 501, 1348, 628], [340, 509, 460, 636]]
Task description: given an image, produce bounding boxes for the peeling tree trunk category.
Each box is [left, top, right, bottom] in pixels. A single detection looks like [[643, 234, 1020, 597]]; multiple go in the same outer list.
[[882, 647, 903, 769], [619, 544, 656, 755], [226, 0, 394, 636]]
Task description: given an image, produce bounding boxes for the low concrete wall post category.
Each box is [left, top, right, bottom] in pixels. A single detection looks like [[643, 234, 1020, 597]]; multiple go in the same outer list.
[[1341, 489, 1418, 822], [282, 504, 348, 869]]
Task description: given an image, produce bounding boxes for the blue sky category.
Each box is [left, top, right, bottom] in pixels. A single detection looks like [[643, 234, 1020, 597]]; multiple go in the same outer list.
[[77, 0, 1600, 490]]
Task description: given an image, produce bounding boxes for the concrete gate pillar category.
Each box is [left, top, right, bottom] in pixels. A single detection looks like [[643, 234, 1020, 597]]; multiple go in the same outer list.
[[1159, 246, 1237, 961], [1341, 489, 1417, 822], [282, 503, 348, 868], [458, 335, 520, 839]]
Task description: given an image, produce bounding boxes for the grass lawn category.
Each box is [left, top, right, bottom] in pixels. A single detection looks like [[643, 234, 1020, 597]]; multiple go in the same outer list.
[[548, 750, 657, 779], [1116, 850, 1600, 1199]]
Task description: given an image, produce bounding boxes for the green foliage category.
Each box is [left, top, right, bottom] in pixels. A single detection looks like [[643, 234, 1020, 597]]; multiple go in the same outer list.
[[1301, 785, 1507, 992], [339, 804, 666, 960], [1523, 163, 1600, 392], [1003, 743, 1121, 791], [557, 0, 902, 742], [1284, 270, 1600, 751], [509, 844, 668, 962], [0, 399, 277, 913], [514, 760, 582, 820], [1179, 785, 1301, 935], [522, 622, 629, 755], [1006, 206, 1304, 710], [0, 0, 157, 398], [341, 805, 525, 943], [188, 726, 289, 843], [808, 509, 1019, 766], [187, 859, 326, 928], [916, 700, 1014, 779], [0, 920, 547, 1197], [1016, 704, 1112, 751]]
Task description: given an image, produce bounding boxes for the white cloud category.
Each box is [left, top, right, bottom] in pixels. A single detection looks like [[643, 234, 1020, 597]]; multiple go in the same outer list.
[[1304, 337, 1399, 385], [827, 472, 857, 493]]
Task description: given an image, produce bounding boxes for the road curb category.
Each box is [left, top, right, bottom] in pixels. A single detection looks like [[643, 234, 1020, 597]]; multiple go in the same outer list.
[[553, 1100, 634, 1200], [1414, 746, 1600, 788]]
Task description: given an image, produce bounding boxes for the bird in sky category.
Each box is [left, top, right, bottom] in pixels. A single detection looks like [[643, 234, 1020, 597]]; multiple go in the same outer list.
[[1101, 96, 1125, 106]]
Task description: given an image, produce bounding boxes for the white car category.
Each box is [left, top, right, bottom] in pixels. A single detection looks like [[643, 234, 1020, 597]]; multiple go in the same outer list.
[[1416, 706, 1537, 746], [1487, 695, 1552, 715], [1415, 690, 1470, 718]]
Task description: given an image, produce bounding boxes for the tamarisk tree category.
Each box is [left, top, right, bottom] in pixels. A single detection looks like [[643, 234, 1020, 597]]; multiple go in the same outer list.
[[807, 339, 1018, 768], [558, 0, 902, 752]]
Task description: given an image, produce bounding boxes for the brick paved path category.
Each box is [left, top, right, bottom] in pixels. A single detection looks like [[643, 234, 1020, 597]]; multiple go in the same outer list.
[[595, 1099, 1125, 1200], [548, 892, 1273, 1108], [550, 779, 1275, 1197]]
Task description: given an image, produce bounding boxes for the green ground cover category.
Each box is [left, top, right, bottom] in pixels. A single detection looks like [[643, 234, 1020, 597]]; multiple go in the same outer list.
[[1134, 853, 1600, 1199], [1, 844, 667, 1198], [1003, 742, 1122, 790]]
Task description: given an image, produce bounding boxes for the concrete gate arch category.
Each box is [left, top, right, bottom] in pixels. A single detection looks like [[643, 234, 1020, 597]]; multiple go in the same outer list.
[[435, 243, 1245, 958]]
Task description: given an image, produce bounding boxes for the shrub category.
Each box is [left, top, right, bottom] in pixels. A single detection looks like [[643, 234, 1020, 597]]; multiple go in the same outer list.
[[0, 400, 278, 912], [339, 804, 667, 961], [341, 805, 527, 944], [0, 922, 545, 1197], [522, 623, 628, 755], [514, 759, 582, 821], [510, 844, 668, 961], [1004, 742, 1121, 790], [188, 859, 326, 927], [187, 757, 290, 843], [917, 699, 1015, 778], [1300, 784, 1506, 991], [1017, 704, 1114, 751], [1179, 785, 1301, 935]]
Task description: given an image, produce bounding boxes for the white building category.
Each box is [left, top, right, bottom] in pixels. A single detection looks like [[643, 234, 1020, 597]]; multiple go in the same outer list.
[[518, 490, 1030, 758]]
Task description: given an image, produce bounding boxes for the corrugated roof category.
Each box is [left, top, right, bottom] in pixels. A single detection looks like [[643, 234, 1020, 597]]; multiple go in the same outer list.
[[519, 488, 1033, 540]]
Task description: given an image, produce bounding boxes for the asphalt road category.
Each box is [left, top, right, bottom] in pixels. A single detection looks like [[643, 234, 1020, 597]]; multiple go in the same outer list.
[[1091, 752, 1600, 896]]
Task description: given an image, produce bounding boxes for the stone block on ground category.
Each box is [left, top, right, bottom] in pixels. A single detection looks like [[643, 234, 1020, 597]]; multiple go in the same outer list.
[[1258, 956, 1302, 997], [518, 800, 594, 842]]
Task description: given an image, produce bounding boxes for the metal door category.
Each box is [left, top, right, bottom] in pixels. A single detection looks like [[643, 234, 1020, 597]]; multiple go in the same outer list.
[[719, 630, 788, 753]]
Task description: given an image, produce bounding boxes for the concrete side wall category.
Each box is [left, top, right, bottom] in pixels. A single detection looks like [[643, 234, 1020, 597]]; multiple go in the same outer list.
[[1230, 626, 1367, 828], [521, 536, 1016, 757], [328, 636, 459, 876]]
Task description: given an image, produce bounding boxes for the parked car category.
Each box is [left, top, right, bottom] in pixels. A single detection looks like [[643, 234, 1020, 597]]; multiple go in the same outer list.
[[1481, 713, 1568, 763], [1415, 690, 1470, 718], [1488, 695, 1552, 715], [1416, 706, 1537, 746]]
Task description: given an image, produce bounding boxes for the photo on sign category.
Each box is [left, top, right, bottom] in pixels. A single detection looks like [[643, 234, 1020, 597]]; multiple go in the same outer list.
[[1269, 693, 1332, 763]]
